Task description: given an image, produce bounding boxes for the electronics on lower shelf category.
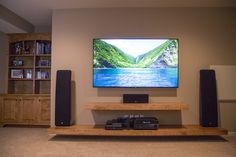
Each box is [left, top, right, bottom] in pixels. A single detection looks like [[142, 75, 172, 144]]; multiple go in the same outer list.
[[105, 115, 159, 130]]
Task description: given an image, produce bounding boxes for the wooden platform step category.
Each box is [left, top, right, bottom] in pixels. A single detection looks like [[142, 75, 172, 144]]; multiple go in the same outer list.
[[48, 125, 228, 136]]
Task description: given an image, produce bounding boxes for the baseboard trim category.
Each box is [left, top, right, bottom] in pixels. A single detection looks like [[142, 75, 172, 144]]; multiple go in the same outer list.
[[228, 132, 236, 135]]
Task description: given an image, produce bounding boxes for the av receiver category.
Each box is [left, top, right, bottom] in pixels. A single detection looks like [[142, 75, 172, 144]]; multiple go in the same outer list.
[[105, 116, 159, 130]]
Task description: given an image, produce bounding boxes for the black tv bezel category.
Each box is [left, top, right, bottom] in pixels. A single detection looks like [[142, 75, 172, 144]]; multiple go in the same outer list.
[[92, 38, 179, 88]]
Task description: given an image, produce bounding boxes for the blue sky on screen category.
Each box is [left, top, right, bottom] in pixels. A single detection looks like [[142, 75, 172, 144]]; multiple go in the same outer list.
[[102, 39, 168, 57]]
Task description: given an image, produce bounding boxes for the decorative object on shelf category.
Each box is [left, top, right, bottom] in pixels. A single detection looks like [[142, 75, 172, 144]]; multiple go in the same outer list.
[[10, 41, 23, 55], [37, 71, 49, 79], [11, 69, 24, 78], [36, 40, 51, 55], [12, 59, 24, 66], [38, 59, 51, 66], [24, 69, 33, 79], [24, 40, 35, 54]]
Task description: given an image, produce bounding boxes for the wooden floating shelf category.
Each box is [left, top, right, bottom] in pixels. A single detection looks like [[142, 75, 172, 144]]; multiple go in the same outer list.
[[85, 102, 189, 111], [48, 125, 228, 136]]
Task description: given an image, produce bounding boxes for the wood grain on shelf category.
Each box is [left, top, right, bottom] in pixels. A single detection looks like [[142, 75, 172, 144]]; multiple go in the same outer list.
[[35, 79, 51, 81], [36, 54, 51, 57], [8, 33, 51, 43], [35, 66, 51, 69], [9, 66, 34, 69], [85, 102, 189, 110], [48, 125, 228, 136], [9, 54, 34, 57], [9, 78, 33, 81], [0, 94, 50, 97]]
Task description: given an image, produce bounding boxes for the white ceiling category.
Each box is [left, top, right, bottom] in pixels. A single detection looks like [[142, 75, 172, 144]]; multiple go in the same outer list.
[[1, 0, 236, 27]]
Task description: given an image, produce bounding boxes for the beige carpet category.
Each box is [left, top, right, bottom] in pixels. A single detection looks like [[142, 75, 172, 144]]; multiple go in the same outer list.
[[0, 127, 236, 157]]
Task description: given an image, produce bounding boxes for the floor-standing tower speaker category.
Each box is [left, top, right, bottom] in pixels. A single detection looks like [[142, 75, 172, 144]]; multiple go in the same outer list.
[[55, 70, 71, 126], [200, 69, 218, 127]]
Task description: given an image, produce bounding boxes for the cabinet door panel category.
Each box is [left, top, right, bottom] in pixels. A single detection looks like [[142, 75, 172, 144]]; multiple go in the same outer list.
[[2, 97, 20, 122], [38, 97, 50, 124], [21, 97, 36, 122]]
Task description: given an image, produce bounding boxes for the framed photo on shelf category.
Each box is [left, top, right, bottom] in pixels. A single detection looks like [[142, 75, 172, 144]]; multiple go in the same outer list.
[[11, 69, 24, 78]]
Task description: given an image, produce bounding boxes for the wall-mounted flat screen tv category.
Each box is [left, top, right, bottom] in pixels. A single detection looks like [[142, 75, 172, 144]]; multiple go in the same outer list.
[[93, 38, 179, 88]]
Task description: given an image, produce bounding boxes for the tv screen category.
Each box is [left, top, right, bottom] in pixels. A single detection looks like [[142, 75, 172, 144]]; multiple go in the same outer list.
[[93, 38, 179, 88]]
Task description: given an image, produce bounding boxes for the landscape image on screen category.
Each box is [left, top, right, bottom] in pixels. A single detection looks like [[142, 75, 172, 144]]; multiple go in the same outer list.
[[93, 39, 178, 88]]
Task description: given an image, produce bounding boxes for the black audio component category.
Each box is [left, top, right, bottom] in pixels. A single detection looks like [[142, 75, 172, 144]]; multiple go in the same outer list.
[[123, 94, 149, 103], [105, 120, 123, 130], [55, 70, 72, 126], [200, 70, 218, 127], [105, 116, 159, 130], [133, 117, 159, 130]]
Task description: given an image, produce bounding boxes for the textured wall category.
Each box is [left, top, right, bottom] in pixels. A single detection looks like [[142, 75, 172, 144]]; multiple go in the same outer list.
[[51, 8, 236, 131], [0, 31, 8, 94]]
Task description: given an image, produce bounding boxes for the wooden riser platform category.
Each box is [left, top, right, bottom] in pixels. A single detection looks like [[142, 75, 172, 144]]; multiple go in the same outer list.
[[48, 125, 228, 136]]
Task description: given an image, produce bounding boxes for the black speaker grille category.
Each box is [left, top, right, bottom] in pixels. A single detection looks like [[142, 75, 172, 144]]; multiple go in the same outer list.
[[55, 70, 71, 126], [199, 70, 218, 127]]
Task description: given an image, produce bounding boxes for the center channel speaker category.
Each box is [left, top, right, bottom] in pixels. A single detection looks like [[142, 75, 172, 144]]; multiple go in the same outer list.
[[123, 94, 149, 103], [55, 70, 71, 126], [199, 69, 218, 127]]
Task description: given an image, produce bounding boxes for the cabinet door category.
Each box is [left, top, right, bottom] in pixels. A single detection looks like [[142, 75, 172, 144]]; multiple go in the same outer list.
[[37, 97, 50, 125], [2, 97, 20, 123], [20, 97, 37, 123]]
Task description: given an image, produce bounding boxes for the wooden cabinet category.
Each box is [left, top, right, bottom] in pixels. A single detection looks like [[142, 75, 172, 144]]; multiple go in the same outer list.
[[0, 33, 51, 126], [0, 94, 50, 126], [1, 96, 20, 123], [8, 33, 51, 94], [37, 97, 50, 124]]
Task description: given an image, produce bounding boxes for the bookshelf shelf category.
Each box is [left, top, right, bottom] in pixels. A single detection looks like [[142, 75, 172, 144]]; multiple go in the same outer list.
[[9, 78, 33, 81], [35, 79, 51, 81], [9, 66, 34, 69], [35, 66, 51, 69], [9, 54, 34, 57], [36, 54, 51, 57]]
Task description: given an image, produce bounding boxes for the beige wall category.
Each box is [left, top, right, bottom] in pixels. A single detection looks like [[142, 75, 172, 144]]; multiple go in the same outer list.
[[0, 31, 8, 94], [52, 8, 236, 131]]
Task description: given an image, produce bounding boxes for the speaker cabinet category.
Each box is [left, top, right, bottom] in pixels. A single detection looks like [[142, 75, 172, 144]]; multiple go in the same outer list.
[[123, 94, 149, 103], [55, 70, 71, 126], [200, 70, 218, 127]]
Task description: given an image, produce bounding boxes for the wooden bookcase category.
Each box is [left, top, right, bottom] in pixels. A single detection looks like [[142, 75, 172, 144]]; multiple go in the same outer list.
[[8, 33, 51, 94], [0, 33, 51, 126]]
